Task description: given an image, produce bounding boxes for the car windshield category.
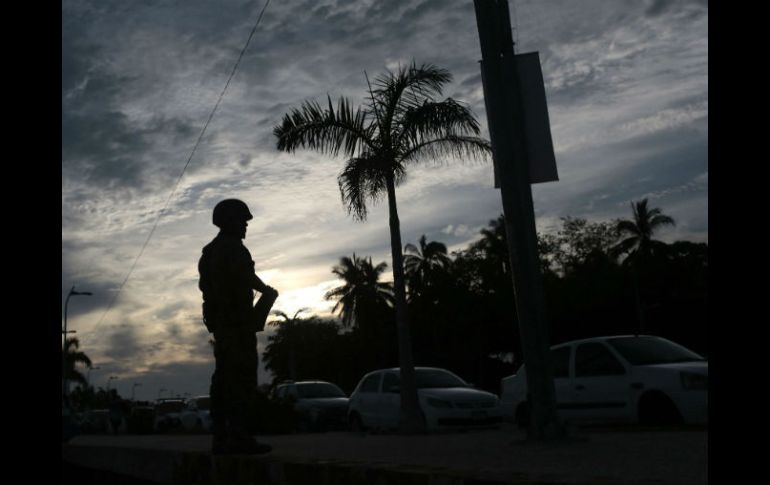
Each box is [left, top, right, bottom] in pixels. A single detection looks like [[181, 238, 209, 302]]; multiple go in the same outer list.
[[296, 383, 346, 398], [414, 369, 468, 389], [607, 336, 706, 365]]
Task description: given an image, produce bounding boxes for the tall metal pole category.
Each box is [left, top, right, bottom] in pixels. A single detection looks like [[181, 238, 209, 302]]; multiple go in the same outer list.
[[87, 366, 100, 389], [132, 383, 142, 401], [473, 0, 563, 440], [107, 375, 118, 391]]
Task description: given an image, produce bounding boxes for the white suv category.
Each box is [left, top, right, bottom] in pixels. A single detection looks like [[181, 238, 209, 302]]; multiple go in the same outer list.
[[500, 335, 708, 427]]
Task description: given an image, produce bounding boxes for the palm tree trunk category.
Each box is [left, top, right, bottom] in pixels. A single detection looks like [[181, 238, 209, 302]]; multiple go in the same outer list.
[[385, 174, 423, 433], [631, 261, 645, 335]]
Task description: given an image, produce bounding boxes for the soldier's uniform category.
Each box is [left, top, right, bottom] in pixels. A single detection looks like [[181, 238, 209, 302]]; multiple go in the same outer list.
[[198, 199, 277, 454]]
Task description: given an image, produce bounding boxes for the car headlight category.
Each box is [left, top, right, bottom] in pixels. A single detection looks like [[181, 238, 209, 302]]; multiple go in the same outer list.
[[426, 397, 453, 408], [680, 371, 708, 390]]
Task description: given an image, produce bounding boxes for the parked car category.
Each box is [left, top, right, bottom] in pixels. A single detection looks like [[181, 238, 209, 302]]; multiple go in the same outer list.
[[500, 335, 708, 427], [79, 409, 111, 434], [126, 405, 155, 434], [153, 398, 186, 432], [179, 395, 213, 432], [348, 367, 503, 432], [273, 381, 349, 432]]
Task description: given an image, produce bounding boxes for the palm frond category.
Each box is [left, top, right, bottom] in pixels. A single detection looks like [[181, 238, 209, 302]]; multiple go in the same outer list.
[[649, 214, 676, 229], [274, 96, 374, 158], [337, 154, 389, 221], [610, 236, 639, 260], [373, 62, 451, 108], [404, 243, 420, 255], [616, 220, 641, 237], [401, 135, 491, 165], [397, 99, 482, 148], [370, 63, 453, 139]]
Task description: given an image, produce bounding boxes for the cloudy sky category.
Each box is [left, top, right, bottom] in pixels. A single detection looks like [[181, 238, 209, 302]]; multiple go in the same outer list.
[[62, 0, 708, 401]]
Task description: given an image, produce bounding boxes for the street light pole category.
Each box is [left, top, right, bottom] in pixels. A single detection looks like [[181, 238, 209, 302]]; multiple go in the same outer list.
[[106, 375, 118, 391], [132, 383, 142, 401], [87, 366, 101, 389], [62, 285, 92, 402]]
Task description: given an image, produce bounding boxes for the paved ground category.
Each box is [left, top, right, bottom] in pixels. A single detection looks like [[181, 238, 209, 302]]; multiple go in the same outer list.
[[63, 424, 707, 484]]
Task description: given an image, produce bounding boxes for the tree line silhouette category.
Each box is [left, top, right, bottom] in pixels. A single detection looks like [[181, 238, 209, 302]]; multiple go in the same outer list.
[[264, 199, 708, 395]]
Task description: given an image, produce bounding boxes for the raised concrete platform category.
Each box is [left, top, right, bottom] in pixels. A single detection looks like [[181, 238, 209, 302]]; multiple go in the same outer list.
[[62, 425, 707, 484]]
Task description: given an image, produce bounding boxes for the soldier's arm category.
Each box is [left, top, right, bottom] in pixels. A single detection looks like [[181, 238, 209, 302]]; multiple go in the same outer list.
[[249, 262, 269, 293], [231, 242, 270, 293]]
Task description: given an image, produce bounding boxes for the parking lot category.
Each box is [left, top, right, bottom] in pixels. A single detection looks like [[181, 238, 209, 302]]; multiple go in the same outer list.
[[63, 423, 707, 484]]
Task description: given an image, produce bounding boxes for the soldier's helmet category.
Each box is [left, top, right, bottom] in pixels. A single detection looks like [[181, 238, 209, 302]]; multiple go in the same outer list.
[[212, 199, 253, 228]]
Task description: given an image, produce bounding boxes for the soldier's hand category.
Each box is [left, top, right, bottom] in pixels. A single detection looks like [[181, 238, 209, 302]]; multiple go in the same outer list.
[[264, 286, 279, 298]]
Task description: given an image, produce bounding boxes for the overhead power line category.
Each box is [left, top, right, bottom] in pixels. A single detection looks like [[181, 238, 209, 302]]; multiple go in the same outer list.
[[83, 0, 272, 339]]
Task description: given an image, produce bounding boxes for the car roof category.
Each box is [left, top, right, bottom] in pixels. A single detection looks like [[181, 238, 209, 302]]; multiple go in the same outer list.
[[551, 334, 661, 349], [371, 367, 455, 374], [277, 380, 337, 386]]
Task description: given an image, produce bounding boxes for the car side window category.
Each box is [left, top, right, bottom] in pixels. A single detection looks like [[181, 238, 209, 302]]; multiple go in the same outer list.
[[275, 387, 285, 399], [360, 373, 382, 393], [550, 347, 571, 378], [575, 342, 625, 377], [382, 373, 400, 392]]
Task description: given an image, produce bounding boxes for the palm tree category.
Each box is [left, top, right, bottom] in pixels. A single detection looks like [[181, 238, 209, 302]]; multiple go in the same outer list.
[[612, 198, 675, 334], [275, 62, 490, 432], [404, 235, 451, 302], [63, 337, 92, 389], [324, 254, 394, 329], [613, 199, 676, 263], [268, 308, 310, 381], [478, 214, 510, 277]]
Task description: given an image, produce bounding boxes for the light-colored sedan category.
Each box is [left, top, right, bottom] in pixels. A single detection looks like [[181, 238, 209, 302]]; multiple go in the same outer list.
[[273, 381, 349, 432], [500, 335, 708, 427], [348, 367, 503, 432], [179, 395, 213, 432], [153, 398, 186, 432]]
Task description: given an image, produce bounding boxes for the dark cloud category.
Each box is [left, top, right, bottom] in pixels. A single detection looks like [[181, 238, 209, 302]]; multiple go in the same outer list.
[[644, 0, 707, 17], [105, 325, 143, 362], [533, 120, 707, 219], [645, 0, 675, 16]]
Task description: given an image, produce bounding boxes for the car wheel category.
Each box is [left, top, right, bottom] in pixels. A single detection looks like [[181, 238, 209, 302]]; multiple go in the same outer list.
[[638, 392, 683, 426], [349, 413, 364, 433], [515, 402, 530, 430]]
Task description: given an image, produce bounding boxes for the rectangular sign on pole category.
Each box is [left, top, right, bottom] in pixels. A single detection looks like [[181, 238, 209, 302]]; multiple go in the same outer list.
[[482, 52, 558, 186], [513, 52, 558, 184]]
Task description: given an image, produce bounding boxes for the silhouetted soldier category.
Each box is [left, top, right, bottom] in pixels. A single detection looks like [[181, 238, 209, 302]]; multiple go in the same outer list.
[[198, 199, 278, 454]]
